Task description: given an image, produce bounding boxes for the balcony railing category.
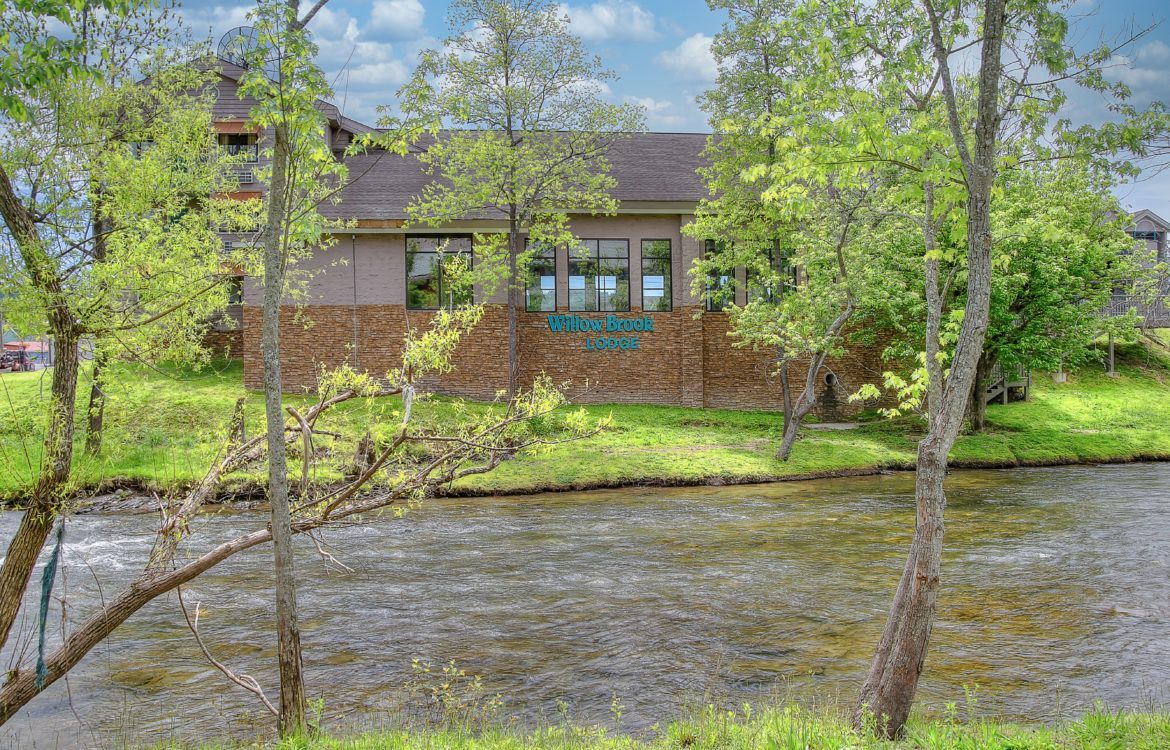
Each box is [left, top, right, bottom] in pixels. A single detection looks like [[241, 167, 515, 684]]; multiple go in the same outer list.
[[222, 144, 259, 163], [1106, 293, 1170, 327]]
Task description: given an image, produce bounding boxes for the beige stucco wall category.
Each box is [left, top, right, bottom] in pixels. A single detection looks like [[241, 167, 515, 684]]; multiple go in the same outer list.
[[245, 214, 705, 310]]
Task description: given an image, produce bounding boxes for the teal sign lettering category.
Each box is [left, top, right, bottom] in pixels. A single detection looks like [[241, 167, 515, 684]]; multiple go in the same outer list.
[[546, 314, 654, 351]]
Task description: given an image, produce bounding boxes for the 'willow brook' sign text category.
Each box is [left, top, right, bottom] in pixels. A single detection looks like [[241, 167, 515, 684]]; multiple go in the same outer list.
[[546, 314, 654, 351]]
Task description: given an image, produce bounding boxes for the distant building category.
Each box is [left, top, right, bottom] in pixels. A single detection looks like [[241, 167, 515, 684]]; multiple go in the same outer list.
[[1109, 209, 1170, 328], [202, 58, 889, 417]]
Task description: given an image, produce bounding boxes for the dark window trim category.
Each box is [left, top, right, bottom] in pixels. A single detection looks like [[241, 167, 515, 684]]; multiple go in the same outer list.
[[640, 238, 673, 313], [524, 238, 559, 313], [746, 240, 798, 304], [704, 239, 733, 312], [405, 233, 475, 311], [568, 238, 631, 313]]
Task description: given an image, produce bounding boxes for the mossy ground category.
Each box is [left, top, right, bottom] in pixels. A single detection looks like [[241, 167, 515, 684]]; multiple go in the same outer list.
[[3, 341, 1170, 501]]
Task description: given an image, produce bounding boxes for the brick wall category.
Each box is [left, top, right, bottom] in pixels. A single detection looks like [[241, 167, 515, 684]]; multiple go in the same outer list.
[[243, 302, 891, 417], [203, 329, 243, 360]]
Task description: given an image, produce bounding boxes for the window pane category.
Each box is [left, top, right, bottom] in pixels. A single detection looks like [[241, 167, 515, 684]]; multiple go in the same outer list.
[[598, 258, 629, 311], [440, 254, 473, 308], [704, 239, 732, 311], [599, 239, 628, 259], [407, 250, 439, 309], [641, 240, 671, 311], [642, 239, 670, 259], [525, 242, 557, 312], [408, 236, 473, 309], [569, 259, 597, 311]]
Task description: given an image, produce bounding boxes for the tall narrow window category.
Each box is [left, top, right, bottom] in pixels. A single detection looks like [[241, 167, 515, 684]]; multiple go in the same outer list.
[[569, 239, 629, 312], [406, 235, 473, 310], [525, 242, 557, 312], [704, 239, 734, 312], [641, 239, 672, 312]]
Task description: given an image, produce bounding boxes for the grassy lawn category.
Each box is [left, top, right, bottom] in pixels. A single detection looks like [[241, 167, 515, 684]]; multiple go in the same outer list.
[[162, 705, 1170, 750], [3, 342, 1170, 501]]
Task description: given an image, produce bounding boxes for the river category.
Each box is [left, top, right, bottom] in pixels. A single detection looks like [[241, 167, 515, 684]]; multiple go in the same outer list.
[[1, 463, 1168, 748]]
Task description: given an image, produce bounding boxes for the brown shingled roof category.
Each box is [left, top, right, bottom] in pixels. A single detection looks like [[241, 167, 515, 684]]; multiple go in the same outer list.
[[323, 131, 710, 221]]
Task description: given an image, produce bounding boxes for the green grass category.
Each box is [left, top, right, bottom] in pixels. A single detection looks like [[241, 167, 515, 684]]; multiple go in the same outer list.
[[4, 341, 1170, 501], [160, 704, 1170, 750]]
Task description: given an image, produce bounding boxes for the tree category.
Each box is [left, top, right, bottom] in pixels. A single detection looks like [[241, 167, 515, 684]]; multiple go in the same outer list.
[[237, 0, 346, 734], [0, 307, 604, 727], [0, 1, 237, 660], [856, 162, 1153, 432], [968, 163, 1151, 430], [689, 0, 899, 460], [690, 188, 882, 460], [721, 0, 1165, 736], [403, 0, 644, 396]]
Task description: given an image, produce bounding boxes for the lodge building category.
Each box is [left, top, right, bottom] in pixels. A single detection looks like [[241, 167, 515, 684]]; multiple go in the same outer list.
[[206, 60, 888, 417]]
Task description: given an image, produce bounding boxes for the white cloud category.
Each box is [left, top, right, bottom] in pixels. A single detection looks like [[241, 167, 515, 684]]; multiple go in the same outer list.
[[369, 0, 427, 41], [562, 1, 657, 42], [656, 33, 717, 82], [1135, 40, 1170, 65], [624, 95, 684, 127]]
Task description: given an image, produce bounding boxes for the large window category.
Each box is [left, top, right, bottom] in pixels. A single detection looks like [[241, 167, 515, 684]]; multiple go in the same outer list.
[[406, 235, 473, 310], [569, 239, 629, 312], [525, 242, 557, 312], [747, 240, 798, 303], [704, 239, 734, 312], [640, 239, 672, 312]]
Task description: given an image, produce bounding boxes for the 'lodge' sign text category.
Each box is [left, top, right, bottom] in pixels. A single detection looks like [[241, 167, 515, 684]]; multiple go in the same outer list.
[[546, 314, 654, 351]]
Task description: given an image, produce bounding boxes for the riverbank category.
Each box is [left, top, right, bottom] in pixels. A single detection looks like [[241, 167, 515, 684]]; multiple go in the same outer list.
[[3, 342, 1170, 501], [170, 705, 1170, 749]]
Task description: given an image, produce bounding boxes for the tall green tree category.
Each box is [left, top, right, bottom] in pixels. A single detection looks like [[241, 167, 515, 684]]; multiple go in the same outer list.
[[239, 0, 345, 734], [0, 1, 236, 659], [403, 0, 644, 396], [969, 164, 1150, 428], [690, 0, 898, 460], [715, 0, 1165, 735]]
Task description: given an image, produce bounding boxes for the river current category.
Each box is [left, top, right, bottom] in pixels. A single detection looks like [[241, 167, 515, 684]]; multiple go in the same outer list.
[[1, 463, 1168, 747]]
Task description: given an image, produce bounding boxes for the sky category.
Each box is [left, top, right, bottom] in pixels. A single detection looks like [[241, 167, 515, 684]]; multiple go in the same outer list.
[[178, 0, 1170, 218]]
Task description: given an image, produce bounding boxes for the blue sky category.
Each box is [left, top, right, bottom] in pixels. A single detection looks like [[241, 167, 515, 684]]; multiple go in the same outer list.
[[179, 0, 1170, 217]]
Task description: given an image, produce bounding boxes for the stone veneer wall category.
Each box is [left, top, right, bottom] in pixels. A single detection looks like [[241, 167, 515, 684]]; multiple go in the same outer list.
[[243, 303, 889, 418], [204, 329, 243, 360]]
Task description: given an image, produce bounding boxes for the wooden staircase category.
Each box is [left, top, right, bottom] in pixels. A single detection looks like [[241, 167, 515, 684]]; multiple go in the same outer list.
[[984, 362, 1030, 405]]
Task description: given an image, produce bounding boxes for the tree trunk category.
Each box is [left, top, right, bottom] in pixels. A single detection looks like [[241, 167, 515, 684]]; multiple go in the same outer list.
[[0, 164, 82, 655], [506, 212, 520, 397], [856, 0, 1006, 737], [261, 123, 306, 737], [85, 349, 107, 456], [855, 440, 946, 735], [85, 212, 109, 456], [0, 323, 80, 654], [968, 353, 993, 433]]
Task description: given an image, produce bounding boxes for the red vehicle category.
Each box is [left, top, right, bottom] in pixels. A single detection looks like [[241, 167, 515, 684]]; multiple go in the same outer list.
[[0, 348, 34, 372]]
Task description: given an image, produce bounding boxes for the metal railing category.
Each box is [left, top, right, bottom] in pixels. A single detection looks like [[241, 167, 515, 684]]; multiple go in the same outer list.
[[1106, 294, 1170, 328], [222, 144, 259, 163]]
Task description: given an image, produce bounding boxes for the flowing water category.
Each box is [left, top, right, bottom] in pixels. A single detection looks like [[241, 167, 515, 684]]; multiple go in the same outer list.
[[1, 463, 1168, 748]]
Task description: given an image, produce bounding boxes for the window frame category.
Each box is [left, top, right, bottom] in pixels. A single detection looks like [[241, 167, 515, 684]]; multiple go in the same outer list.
[[640, 238, 673, 312], [704, 239, 734, 312], [747, 240, 798, 304], [404, 234, 475, 311], [524, 240, 559, 312], [568, 238, 631, 313]]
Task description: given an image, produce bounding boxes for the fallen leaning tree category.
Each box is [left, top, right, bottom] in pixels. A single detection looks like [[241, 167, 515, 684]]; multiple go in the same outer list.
[[0, 306, 604, 726]]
